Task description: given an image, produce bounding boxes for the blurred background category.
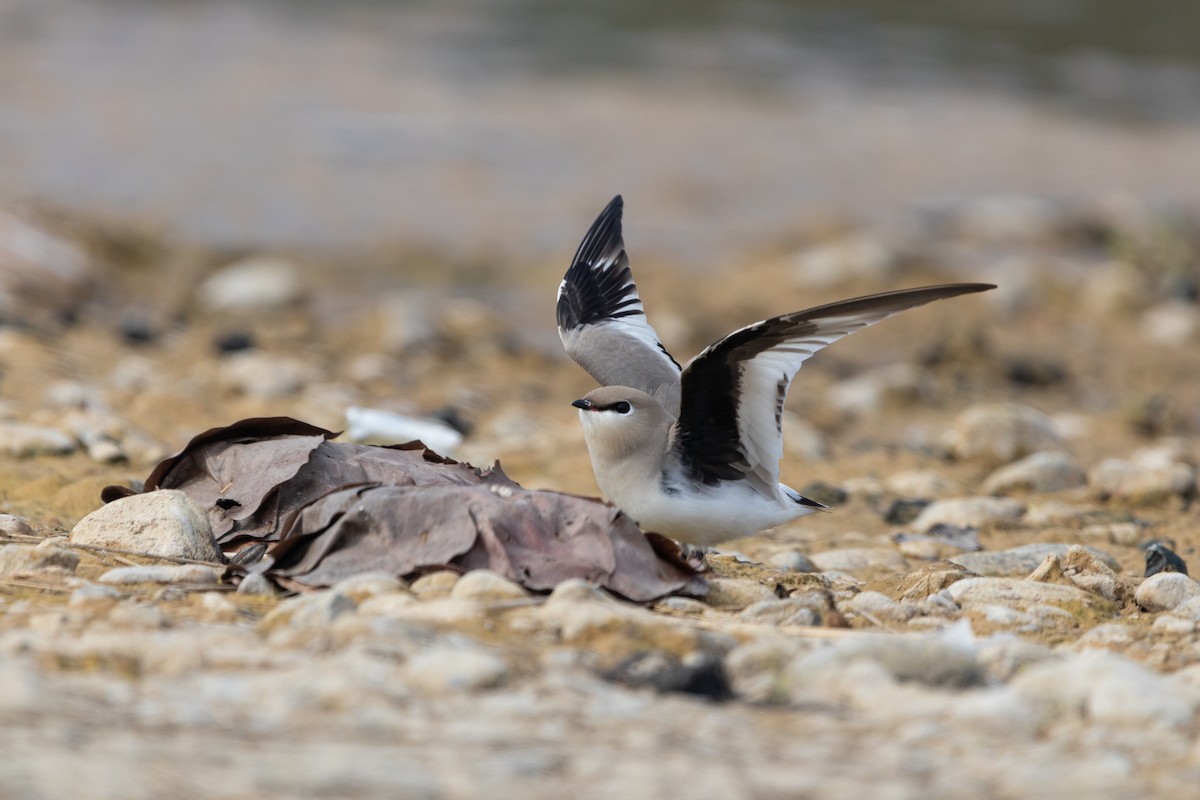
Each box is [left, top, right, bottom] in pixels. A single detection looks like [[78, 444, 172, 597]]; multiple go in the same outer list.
[[3, 0, 1200, 266]]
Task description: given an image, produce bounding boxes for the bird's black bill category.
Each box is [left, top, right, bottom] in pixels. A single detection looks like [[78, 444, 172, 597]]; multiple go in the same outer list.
[[572, 399, 593, 410]]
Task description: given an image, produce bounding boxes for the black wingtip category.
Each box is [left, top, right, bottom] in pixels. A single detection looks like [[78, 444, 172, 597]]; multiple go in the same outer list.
[[571, 196, 624, 269]]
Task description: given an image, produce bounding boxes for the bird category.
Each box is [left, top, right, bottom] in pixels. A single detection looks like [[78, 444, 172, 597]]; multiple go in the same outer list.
[[557, 195, 995, 546]]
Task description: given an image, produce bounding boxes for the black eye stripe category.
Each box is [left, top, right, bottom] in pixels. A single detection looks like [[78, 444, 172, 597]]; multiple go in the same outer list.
[[597, 400, 633, 413]]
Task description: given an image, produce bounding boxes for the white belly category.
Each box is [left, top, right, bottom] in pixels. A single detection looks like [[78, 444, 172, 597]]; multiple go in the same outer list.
[[605, 478, 816, 546]]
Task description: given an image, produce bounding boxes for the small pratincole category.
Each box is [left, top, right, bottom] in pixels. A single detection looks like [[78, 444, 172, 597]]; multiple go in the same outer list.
[[556, 195, 995, 546]]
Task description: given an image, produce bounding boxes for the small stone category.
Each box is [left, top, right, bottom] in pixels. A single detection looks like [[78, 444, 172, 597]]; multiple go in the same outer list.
[[912, 497, 1025, 532], [603, 651, 731, 700], [403, 646, 509, 692], [262, 590, 357, 629], [71, 490, 223, 563], [982, 451, 1086, 495], [1080, 522, 1143, 547], [1012, 651, 1199, 728], [0, 513, 35, 537], [1141, 300, 1200, 345], [723, 637, 814, 703], [356, 593, 419, 616], [893, 525, 978, 561], [85, 438, 127, 464], [344, 406, 463, 454], [1023, 501, 1096, 526], [236, 573, 277, 596], [656, 596, 710, 615], [951, 543, 1119, 577], [794, 633, 985, 689], [410, 570, 460, 598], [883, 498, 931, 526], [943, 403, 1064, 466], [450, 569, 531, 602], [1144, 541, 1189, 577], [0, 544, 80, 576], [1027, 547, 1125, 602], [737, 598, 820, 627], [1134, 572, 1200, 612], [1075, 623, 1136, 648], [0, 422, 76, 457], [884, 470, 962, 499], [894, 560, 977, 602], [703, 578, 779, 608], [68, 583, 122, 606], [106, 600, 167, 629], [331, 572, 407, 603], [766, 550, 818, 573], [217, 352, 317, 399], [214, 329, 256, 353], [98, 565, 220, 585], [1151, 615, 1196, 634], [1089, 457, 1196, 505], [809, 547, 908, 574], [197, 255, 303, 312], [941, 576, 1115, 614], [842, 591, 918, 623], [1168, 596, 1200, 622]]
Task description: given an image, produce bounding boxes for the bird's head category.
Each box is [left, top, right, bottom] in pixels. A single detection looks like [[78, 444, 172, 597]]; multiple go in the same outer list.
[[571, 385, 672, 460]]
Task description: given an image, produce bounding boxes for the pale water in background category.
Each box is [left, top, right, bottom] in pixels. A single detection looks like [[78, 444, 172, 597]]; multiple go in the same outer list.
[[1, 0, 1199, 264]]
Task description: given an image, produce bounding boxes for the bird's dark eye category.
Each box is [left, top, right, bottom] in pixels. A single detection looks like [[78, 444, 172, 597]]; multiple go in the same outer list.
[[613, 401, 632, 414]]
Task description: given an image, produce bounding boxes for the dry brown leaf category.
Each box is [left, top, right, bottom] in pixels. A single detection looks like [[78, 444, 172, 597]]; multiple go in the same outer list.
[[103, 417, 703, 601]]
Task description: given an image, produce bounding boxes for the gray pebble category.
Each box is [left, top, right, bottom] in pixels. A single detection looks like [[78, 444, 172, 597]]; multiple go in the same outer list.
[[1134, 572, 1200, 612], [951, 543, 1119, 577], [703, 578, 779, 608], [450, 569, 531, 602], [236, 573, 278, 596], [68, 583, 122, 605], [1089, 457, 1196, 505], [842, 591, 919, 624], [0, 544, 80, 576], [98, 564, 220, 585], [795, 633, 985, 689], [1168, 595, 1200, 622], [71, 490, 223, 563], [736, 598, 819, 627], [943, 403, 1065, 466], [0, 513, 35, 537], [982, 450, 1086, 494], [197, 256, 303, 312], [913, 496, 1025, 532], [766, 550, 818, 573], [404, 645, 509, 692], [1012, 651, 1199, 728], [940, 576, 1113, 613], [0, 422, 76, 457], [330, 572, 407, 602], [1151, 615, 1196, 635], [809, 547, 908, 573]]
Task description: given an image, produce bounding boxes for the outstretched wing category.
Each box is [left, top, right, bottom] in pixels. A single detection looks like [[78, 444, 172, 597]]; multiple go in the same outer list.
[[673, 283, 995, 494], [557, 196, 683, 414]]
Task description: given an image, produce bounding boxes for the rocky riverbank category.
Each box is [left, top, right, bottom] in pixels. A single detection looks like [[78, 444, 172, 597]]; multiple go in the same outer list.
[[2, 195, 1200, 798]]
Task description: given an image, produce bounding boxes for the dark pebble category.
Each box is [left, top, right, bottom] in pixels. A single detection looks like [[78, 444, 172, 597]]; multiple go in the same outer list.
[[1144, 540, 1189, 577], [884, 497, 931, 525], [119, 312, 157, 345], [603, 651, 732, 701], [1004, 356, 1067, 387], [215, 330, 256, 354]]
